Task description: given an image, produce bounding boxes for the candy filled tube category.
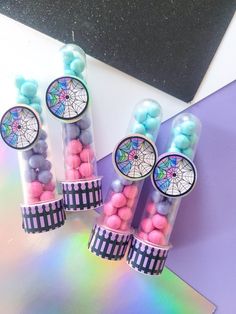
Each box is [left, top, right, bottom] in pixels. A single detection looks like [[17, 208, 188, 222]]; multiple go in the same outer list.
[[46, 44, 102, 212], [0, 77, 65, 233], [88, 99, 162, 260], [127, 113, 201, 275]]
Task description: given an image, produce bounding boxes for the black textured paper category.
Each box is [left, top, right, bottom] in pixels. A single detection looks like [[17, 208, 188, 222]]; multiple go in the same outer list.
[[1, 0, 235, 101]]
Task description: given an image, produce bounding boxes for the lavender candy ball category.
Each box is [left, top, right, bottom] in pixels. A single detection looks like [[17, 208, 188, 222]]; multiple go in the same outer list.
[[64, 123, 80, 140], [151, 190, 161, 204], [111, 179, 124, 193], [156, 201, 171, 215], [80, 129, 93, 145], [40, 159, 52, 171], [39, 129, 47, 140], [33, 140, 48, 154], [24, 167, 37, 182], [22, 149, 33, 160], [29, 154, 45, 169], [38, 170, 53, 184], [120, 177, 133, 186], [77, 116, 91, 130]]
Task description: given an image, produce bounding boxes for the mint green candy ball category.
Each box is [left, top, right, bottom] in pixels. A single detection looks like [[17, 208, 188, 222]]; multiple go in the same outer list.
[[31, 96, 41, 104], [70, 58, 85, 74], [132, 123, 146, 135], [168, 145, 182, 153], [174, 134, 190, 149], [189, 133, 198, 146], [63, 50, 74, 65], [173, 126, 182, 137], [146, 101, 161, 118], [181, 120, 196, 136], [145, 133, 154, 142], [16, 95, 30, 105], [134, 107, 148, 123], [30, 103, 42, 114], [20, 82, 37, 98], [182, 147, 193, 158], [15, 75, 25, 89], [65, 69, 76, 76], [144, 116, 160, 131]]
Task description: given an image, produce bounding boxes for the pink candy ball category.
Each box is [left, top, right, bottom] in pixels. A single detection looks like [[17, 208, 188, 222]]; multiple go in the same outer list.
[[118, 206, 133, 221], [106, 214, 121, 230], [146, 202, 156, 215], [66, 169, 81, 180], [43, 181, 55, 192], [103, 202, 117, 216], [40, 191, 55, 202], [127, 198, 135, 208], [111, 193, 127, 208], [66, 154, 81, 169], [28, 181, 43, 198], [80, 147, 94, 162], [66, 139, 82, 155], [27, 197, 40, 204], [138, 231, 148, 241], [79, 162, 94, 178], [148, 230, 165, 245], [120, 221, 129, 231], [140, 218, 154, 233], [123, 185, 138, 199], [152, 214, 168, 230]]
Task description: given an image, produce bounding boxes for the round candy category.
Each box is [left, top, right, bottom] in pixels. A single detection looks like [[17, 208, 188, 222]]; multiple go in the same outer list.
[[33, 140, 48, 154], [182, 147, 193, 159], [132, 123, 146, 135], [146, 202, 156, 215], [140, 218, 154, 233], [123, 185, 138, 199], [80, 129, 93, 145], [40, 159, 52, 171], [120, 221, 129, 231], [66, 154, 81, 169], [39, 129, 47, 140], [27, 197, 40, 204], [189, 133, 198, 146], [65, 69, 76, 76], [152, 214, 168, 230], [174, 134, 190, 150], [28, 181, 43, 198], [62, 50, 74, 64], [15, 75, 25, 88], [79, 162, 93, 177], [134, 107, 148, 123], [148, 230, 165, 245], [145, 133, 154, 142], [38, 170, 52, 184], [64, 123, 80, 140], [111, 179, 124, 193], [66, 169, 81, 180], [173, 126, 182, 137], [22, 149, 33, 160], [29, 154, 45, 169], [31, 96, 41, 105], [156, 201, 170, 215], [30, 103, 42, 114], [145, 100, 161, 118], [80, 147, 94, 162], [66, 139, 82, 154], [151, 190, 161, 204], [111, 193, 127, 208], [70, 58, 85, 74], [126, 198, 135, 208], [20, 81, 37, 98], [120, 177, 133, 186], [43, 181, 55, 192], [106, 215, 122, 230], [40, 191, 55, 202], [16, 95, 30, 105], [24, 168, 37, 182], [118, 206, 132, 221], [167, 145, 182, 154], [138, 231, 148, 241], [77, 115, 91, 130], [181, 120, 196, 136], [144, 117, 159, 131], [103, 202, 117, 216]]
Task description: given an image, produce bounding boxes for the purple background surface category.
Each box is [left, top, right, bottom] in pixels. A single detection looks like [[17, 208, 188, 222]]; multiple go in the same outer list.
[[98, 81, 236, 313]]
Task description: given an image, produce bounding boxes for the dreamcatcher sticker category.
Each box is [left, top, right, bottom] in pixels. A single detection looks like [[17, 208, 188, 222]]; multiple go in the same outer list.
[[0, 105, 40, 150], [113, 135, 157, 180], [152, 153, 196, 197], [46, 76, 89, 122]]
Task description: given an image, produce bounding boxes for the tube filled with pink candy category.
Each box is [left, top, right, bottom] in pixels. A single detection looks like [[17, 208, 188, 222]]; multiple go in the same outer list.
[[46, 44, 102, 212], [0, 77, 66, 233], [88, 99, 162, 260], [127, 113, 201, 275]]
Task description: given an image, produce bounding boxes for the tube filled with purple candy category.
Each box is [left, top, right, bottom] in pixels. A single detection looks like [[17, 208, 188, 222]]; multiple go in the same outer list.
[[0, 77, 65, 233]]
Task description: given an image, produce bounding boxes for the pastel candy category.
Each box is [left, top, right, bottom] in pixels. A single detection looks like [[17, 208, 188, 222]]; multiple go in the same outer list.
[[66, 139, 82, 154], [138, 231, 148, 241], [145, 133, 154, 142], [20, 81, 37, 98], [77, 116, 91, 129], [146, 202, 156, 215], [152, 214, 168, 230], [106, 215, 121, 230], [144, 117, 159, 131], [70, 58, 85, 74], [24, 168, 37, 182], [27, 197, 40, 204], [29, 154, 45, 169], [168, 145, 182, 154], [174, 134, 190, 149], [111, 179, 124, 193], [28, 181, 43, 198], [30, 103, 42, 114], [79, 162, 93, 177], [40, 191, 55, 202], [120, 177, 133, 186], [66, 155, 81, 169], [16, 95, 30, 105], [127, 198, 135, 209], [15, 75, 25, 88], [132, 122, 146, 135], [140, 218, 154, 233], [80, 147, 94, 162], [104, 202, 117, 216], [111, 193, 127, 208], [22, 149, 33, 160], [63, 50, 74, 64], [64, 123, 80, 140], [182, 147, 193, 158], [148, 230, 165, 245], [80, 129, 93, 145], [134, 107, 148, 123], [123, 185, 138, 199], [40, 159, 52, 171], [66, 169, 81, 180], [156, 201, 170, 215], [33, 140, 48, 154], [181, 120, 196, 136], [118, 206, 132, 221], [145, 100, 161, 118], [38, 170, 52, 184], [43, 181, 55, 192], [120, 221, 129, 231], [39, 129, 47, 140], [151, 190, 161, 203], [31, 96, 41, 105]]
